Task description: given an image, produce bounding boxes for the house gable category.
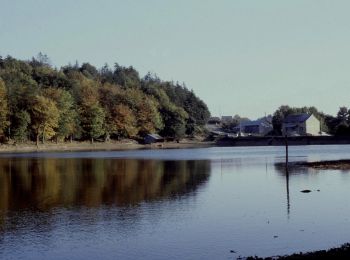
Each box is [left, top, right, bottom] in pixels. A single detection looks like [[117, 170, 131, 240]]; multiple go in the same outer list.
[[305, 114, 320, 135], [282, 113, 320, 136]]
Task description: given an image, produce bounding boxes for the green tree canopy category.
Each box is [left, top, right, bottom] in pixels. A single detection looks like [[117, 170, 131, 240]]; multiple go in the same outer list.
[[0, 78, 9, 136]]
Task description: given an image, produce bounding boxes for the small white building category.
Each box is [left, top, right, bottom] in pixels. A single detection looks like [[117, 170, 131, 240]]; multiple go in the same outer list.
[[282, 114, 320, 136]]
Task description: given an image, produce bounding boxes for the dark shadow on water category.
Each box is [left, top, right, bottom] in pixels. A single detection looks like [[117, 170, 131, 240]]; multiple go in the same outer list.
[[274, 162, 313, 176]]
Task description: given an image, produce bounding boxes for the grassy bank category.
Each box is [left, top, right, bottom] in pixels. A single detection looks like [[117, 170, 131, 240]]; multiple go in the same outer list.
[[0, 139, 214, 153]]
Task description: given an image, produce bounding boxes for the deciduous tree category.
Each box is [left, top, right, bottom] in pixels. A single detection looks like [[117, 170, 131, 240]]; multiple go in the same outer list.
[[80, 104, 105, 143], [30, 95, 59, 145], [43, 88, 78, 141]]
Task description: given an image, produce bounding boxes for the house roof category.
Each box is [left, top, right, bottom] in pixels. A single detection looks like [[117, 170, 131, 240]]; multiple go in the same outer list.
[[284, 123, 297, 128], [146, 134, 163, 139], [242, 120, 260, 127], [283, 113, 311, 123], [241, 118, 272, 127]]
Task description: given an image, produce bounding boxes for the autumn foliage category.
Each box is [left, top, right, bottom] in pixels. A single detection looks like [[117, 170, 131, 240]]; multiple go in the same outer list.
[[0, 54, 210, 143]]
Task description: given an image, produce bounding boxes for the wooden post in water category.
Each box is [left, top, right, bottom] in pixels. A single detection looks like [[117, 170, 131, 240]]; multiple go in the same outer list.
[[285, 134, 290, 217], [286, 164, 290, 217], [285, 134, 288, 166]]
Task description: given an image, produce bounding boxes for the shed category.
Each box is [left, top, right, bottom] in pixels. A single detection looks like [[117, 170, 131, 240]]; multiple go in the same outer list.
[[144, 134, 164, 144]]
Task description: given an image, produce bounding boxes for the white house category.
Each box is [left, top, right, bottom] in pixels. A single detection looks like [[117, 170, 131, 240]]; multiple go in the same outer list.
[[282, 114, 320, 136]]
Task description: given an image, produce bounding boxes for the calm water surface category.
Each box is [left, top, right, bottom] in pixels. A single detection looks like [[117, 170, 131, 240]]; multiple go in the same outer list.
[[1, 145, 350, 259]]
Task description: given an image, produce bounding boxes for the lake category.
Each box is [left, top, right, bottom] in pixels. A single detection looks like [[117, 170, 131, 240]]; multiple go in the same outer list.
[[1, 145, 350, 259]]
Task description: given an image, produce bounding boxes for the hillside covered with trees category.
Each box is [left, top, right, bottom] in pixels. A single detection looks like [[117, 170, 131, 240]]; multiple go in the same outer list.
[[0, 54, 210, 144]]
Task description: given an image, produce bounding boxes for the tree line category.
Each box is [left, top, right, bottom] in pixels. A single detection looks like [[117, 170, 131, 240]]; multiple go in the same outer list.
[[0, 54, 210, 144]]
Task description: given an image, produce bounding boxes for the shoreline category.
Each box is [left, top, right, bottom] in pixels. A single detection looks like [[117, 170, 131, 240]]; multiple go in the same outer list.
[[245, 243, 350, 260], [0, 140, 215, 154], [2, 139, 350, 154], [216, 135, 350, 147]]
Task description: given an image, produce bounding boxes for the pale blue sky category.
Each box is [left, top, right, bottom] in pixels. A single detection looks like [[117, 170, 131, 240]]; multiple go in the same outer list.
[[1, 0, 350, 118]]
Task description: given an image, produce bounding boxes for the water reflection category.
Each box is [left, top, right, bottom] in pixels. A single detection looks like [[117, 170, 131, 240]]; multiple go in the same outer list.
[[0, 158, 211, 212], [274, 162, 313, 175], [274, 162, 291, 218], [286, 167, 290, 217]]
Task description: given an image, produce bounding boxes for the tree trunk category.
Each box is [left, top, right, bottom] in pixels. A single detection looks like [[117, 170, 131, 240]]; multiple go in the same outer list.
[[8, 125, 11, 142], [36, 134, 39, 148], [70, 135, 73, 143], [91, 137, 94, 144], [42, 126, 45, 144]]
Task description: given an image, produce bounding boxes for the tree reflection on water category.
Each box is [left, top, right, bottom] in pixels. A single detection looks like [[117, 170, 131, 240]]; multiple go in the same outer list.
[[0, 158, 211, 212]]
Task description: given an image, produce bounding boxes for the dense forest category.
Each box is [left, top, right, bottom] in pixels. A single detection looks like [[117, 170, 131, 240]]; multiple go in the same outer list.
[[0, 54, 210, 144]]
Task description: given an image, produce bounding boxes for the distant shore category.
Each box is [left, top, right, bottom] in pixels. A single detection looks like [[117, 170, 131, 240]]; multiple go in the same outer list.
[[0, 140, 215, 154], [3, 135, 350, 154], [216, 135, 350, 147]]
